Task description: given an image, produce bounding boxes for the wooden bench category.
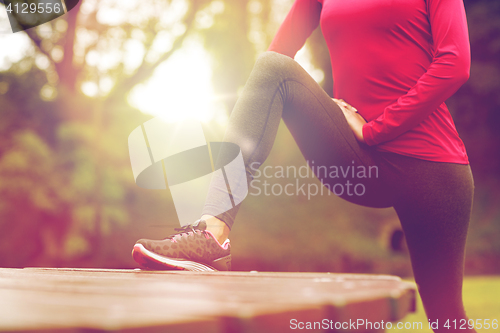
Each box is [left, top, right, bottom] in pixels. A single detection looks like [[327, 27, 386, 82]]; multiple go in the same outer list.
[[0, 268, 416, 332]]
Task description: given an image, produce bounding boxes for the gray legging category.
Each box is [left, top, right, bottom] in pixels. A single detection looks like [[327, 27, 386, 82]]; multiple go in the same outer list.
[[202, 51, 475, 331]]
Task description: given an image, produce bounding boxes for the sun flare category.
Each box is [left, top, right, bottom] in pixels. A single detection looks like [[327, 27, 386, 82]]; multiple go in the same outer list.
[[129, 40, 226, 124]]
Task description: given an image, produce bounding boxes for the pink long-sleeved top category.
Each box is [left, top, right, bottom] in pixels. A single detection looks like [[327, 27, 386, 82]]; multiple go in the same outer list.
[[268, 0, 470, 164]]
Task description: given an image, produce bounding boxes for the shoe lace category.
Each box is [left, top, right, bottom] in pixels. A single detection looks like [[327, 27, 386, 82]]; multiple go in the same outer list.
[[168, 220, 209, 242]]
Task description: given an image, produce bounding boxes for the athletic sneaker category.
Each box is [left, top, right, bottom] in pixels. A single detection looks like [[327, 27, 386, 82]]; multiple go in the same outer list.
[[132, 220, 231, 271]]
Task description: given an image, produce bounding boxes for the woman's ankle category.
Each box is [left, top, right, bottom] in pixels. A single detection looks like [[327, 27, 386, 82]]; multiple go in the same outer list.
[[201, 215, 230, 245]]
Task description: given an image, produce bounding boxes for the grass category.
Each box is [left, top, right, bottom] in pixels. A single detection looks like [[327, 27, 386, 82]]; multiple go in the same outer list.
[[390, 276, 500, 332]]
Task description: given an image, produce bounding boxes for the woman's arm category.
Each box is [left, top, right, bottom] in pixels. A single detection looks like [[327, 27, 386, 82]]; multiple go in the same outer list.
[[268, 0, 322, 58], [362, 0, 471, 146], [269, 0, 368, 143]]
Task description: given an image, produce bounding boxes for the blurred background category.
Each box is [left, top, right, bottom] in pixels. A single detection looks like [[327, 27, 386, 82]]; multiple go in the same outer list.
[[0, 0, 498, 278]]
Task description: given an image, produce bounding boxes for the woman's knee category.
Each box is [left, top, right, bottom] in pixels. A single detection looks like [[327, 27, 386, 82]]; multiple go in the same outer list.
[[254, 51, 298, 76]]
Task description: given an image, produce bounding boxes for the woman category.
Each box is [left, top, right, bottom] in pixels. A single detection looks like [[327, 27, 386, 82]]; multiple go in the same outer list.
[[133, 0, 475, 330]]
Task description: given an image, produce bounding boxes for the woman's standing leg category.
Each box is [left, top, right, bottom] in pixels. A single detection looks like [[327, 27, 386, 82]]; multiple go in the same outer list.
[[382, 153, 475, 332]]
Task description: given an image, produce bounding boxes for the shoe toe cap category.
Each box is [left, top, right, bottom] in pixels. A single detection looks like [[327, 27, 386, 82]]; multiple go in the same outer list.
[[136, 239, 153, 250]]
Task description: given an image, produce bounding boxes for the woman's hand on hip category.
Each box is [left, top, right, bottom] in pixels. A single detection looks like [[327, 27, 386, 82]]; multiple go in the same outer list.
[[333, 98, 366, 144]]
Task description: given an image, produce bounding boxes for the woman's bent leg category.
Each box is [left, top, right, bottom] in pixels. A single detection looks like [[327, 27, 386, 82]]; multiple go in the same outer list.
[[202, 51, 392, 229], [132, 51, 391, 271]]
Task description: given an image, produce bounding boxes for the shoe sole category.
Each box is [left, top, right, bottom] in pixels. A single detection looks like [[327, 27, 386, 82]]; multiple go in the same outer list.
[[132, 244, 225, 272]]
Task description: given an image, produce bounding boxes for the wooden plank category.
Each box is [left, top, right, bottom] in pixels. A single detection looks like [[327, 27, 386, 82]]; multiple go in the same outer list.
[[0, 268, 416, 332]]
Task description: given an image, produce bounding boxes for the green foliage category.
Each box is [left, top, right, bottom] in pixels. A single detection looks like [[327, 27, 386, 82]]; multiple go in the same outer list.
[[202, 0, 256, 114], [393, 277, 500, 332]]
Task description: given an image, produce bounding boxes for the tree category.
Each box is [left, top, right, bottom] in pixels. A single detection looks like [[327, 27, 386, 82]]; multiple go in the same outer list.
[[0, 0, 260, 267]]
